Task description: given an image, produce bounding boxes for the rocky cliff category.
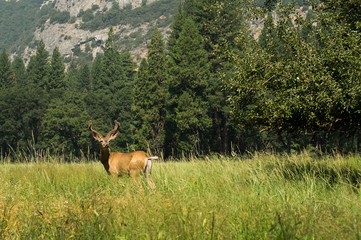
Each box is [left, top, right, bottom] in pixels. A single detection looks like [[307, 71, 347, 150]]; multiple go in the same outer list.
[[21, 0, 170, 65]]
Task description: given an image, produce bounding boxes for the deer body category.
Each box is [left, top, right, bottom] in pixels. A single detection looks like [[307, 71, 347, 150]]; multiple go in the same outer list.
[[89, 120, 156, 190]]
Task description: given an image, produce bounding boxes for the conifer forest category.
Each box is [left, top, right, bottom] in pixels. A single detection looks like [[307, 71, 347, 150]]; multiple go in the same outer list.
[[0, 0, 361, 159]]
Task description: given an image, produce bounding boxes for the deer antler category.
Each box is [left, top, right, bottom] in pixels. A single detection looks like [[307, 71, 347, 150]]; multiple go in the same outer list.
[[106, 120, 120, 139], [89, 120, 103, 139]]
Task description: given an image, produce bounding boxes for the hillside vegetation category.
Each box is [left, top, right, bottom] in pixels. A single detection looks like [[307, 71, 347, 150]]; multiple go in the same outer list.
[[0, 153, 361, 239], [0, 0, 43, 54], [0, 0, 179, 57]]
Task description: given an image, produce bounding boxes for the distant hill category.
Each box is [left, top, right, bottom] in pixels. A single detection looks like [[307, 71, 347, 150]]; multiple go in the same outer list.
[[0, 0, 309, 65], [0, 0, 180, 65]]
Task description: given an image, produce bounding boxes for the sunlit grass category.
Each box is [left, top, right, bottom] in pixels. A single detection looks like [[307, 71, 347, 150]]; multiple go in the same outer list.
[[1, 152, 361, 239]]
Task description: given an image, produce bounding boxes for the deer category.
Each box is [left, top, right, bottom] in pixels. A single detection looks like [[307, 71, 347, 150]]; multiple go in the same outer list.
[[89, 120, 157, 190]]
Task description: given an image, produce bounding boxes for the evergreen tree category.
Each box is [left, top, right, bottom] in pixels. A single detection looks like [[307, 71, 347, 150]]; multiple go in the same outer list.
[[11, 56, 26, 85], [132, 58, 148, 142], [41, 91, 91, 155], [88, 27, 134, 151], [27, 40, 50, 89], [0, 49, 12, 88], [77, 64, 91, 92], [119, 52, 137, 80], [170, 0, 248, 153], [90, 54, 102, 91], [64, 61, 78, 90], [48, 47, 65, 95], [0, 81, 47, 152], [133, 27, 167, 154], [167, 18, 211, 156]]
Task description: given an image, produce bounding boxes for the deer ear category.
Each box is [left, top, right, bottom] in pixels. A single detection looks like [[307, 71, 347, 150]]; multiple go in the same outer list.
[[108, 131, 119, 141]]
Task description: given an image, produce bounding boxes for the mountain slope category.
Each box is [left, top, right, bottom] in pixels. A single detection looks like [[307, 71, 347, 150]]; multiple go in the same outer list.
[[0, 0, 180, 64]]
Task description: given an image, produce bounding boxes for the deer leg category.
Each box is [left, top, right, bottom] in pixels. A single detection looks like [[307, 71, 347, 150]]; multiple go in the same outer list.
[[129, 168, 141, 186], [145, 173, 156, 191]]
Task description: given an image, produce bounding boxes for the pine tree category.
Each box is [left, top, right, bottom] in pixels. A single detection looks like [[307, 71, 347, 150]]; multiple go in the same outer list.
[[11, 56, 26, 85], [133, 27, 167, 154], [132, 58, 148, 142], [77, 64, 91, 92], [167, 18, 211, 156], [48, 47, 65, 95], [27, 40, 50, 89], [170, 0, 248, 153], [0, 49, 12, 88], [88, 27, 134, 151], [90, 54, 102, 91], [119, 52, 137, 80]]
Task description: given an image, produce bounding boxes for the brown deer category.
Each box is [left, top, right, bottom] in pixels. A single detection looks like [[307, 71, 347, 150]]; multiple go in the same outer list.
[[89, 120, 157, 190]]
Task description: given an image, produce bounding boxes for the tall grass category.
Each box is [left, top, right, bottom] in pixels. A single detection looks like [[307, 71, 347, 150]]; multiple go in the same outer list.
[[1, 152, 361, 239]]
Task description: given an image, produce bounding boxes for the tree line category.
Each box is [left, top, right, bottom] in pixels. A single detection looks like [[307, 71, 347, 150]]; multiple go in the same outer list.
[[0, 0, 360, 159]]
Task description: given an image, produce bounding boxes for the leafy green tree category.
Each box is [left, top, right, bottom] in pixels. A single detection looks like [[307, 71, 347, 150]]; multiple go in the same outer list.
[[225, 3, 361, 152], [321, 0, 361, 32], [0, 49, 12, 88], [167, 18, 211, 156], [259, 13, 276, 51], [133, 27, 167, 154]]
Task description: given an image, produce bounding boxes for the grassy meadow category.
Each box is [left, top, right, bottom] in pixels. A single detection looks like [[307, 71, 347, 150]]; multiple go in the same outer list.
[[1, 152, 361, 239]]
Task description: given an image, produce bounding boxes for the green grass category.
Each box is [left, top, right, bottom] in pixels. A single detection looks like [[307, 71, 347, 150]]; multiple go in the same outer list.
[[1, 152, 361, 239]]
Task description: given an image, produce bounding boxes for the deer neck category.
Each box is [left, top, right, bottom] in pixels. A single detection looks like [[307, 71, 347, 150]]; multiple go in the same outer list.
[[99, 147, 110, 173]]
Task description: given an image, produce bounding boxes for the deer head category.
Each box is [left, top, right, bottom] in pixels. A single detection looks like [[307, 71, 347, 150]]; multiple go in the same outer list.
[[89, 120, 120, 149]]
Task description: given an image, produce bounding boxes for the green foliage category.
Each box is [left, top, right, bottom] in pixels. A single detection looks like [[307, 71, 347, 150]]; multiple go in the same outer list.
[[81, 9, 94, 23], [11, 56, 26, 85], [167, 18, 211, 155], [170, 0, 249, 154], [48, 47, 65, 93], [0, 50, 12, 88], [41, 92, 91, 155], [258, 13, 276, 50], [80, 0, 179, 31], [0, 84, 47, 151], [225, 2, 361, 152], [321, 0, 361, 32], [87, 27, 135, 151], [0, 0, 43, 54], [1, 0, 361, 157], [133, 28, 167, 154], [27, 40, 50, 89], [49, 9, 70, 24]]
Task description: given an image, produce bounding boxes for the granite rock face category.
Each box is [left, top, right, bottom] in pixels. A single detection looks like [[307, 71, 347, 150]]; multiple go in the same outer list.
[[21, 0, 164, 65]]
